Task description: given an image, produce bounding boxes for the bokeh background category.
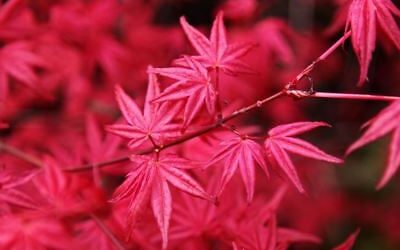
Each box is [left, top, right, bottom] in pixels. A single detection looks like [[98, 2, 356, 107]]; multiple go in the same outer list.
[[0, 0, 399, 249]]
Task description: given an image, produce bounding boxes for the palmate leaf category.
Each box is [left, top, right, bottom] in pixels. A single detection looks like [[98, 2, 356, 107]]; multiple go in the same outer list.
[[206, 136, 268, 202], [0, 41, 45, 100], [0, 214, 74, 249], [112, 154, 214, 250], [107, 68, 180, 150], [85, 115, 122, 161], [169, 174, 222, 241], [77, 217, 124, 250], [347, 100, 400, 189], [265, 122, 343, 193], [346, 0, 400, 85], [178, 11, 256, 75], [233, 187, 321, 250], [150, 56, 217, 128], [0, 169, 37, 210], [151, 171, 171, 250]]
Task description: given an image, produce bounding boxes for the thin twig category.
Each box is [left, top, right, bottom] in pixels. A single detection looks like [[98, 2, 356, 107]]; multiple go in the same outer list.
[[309, 91, 400, 101], [65, 91, 285, 172], [285, 89, 400, 102], [64, 31, 353, 173], [89, 213, 127, 250], [289, 31, 351, 87], [0, 141, 42, 167]]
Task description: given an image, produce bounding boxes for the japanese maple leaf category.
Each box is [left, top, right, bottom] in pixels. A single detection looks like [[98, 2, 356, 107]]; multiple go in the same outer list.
[[85, 115, 122, 162], [178, 11, 256, 75], [234, 214, 278, 250], [0, 213, 75, 249], [112, 154, 214, 250], [168, 173, 238, 243], [50, 0, 128, 82], [0, 169, 37, 210], [170, 191, 220, 242], [206, 135, 268, 202], [232, 187, 320, 250], [264, 122, 343, 193], [76, 214, 125, 250], [332, 228, 360, 250], [0, 0, 37, 40], [346, 0, 400, 85], [0, 41, 45, 100], [107, 68, 180, 150], [255, 18, 296, 66], [84, 115, 122, 183], [230, 195, 279, 250], [346, 100, 400, 189], [33, 157, 104, 216], [150, 56, 216, 128]]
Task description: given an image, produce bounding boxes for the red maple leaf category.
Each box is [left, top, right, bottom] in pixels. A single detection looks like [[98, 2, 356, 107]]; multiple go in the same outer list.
[[206, 135, 268, 202], [33, 157, 105, 216], [346, 0, 400, 85], [85, 114, 122, 162], [178, 11, 256, 75], [232, 186, 320, 250], [84, 115, 122, 183], [0, 168, 37, 210], [0, 41, 45, 100], [151, 56, 217, 128], [264, 122, 343, 193], [0, 0, 37, 40], [169, 172, 238, 243], [107, 68, 180, 150], [347, 100, 400, 189], [112, 154, 214, 250], [254, 18, 296, 66], [0, 213, 75, 249], [76, 213, 126, 250]]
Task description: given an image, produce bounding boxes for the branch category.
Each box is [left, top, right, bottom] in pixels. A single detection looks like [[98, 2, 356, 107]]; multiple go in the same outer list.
[[0, 141, 42, 168], [89, 213, 127, 250], [308, 91, 400, 101], [64, 90, 286, 172], [289, 31, 351, 87], [64, 31, 353, 172], [286, 90, 400, 102]]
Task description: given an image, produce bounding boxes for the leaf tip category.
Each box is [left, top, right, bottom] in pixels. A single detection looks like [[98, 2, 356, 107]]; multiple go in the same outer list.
[[345, 143, 359, 157], [216, 10, 224, 20], [114, 84, 124, 96], [179, 15, 188, 26], [146, 64, 154, 73], [376, 175, 390, 190]]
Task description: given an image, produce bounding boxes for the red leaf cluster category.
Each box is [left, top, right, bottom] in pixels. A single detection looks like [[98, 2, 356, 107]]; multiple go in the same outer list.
[[1, 0, 400, 249]]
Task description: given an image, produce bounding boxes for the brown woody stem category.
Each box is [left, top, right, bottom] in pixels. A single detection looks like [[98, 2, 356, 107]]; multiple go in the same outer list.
[[65, 91, 285, 172], [90, 213, 127, 250], [288, 31, 351, 87], [0, 141, 42, 168], [64, 30, 353, 172]]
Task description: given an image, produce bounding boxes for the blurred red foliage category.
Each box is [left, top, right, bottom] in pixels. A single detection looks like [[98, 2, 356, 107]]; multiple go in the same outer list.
[[0, 0, 399, 249]]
